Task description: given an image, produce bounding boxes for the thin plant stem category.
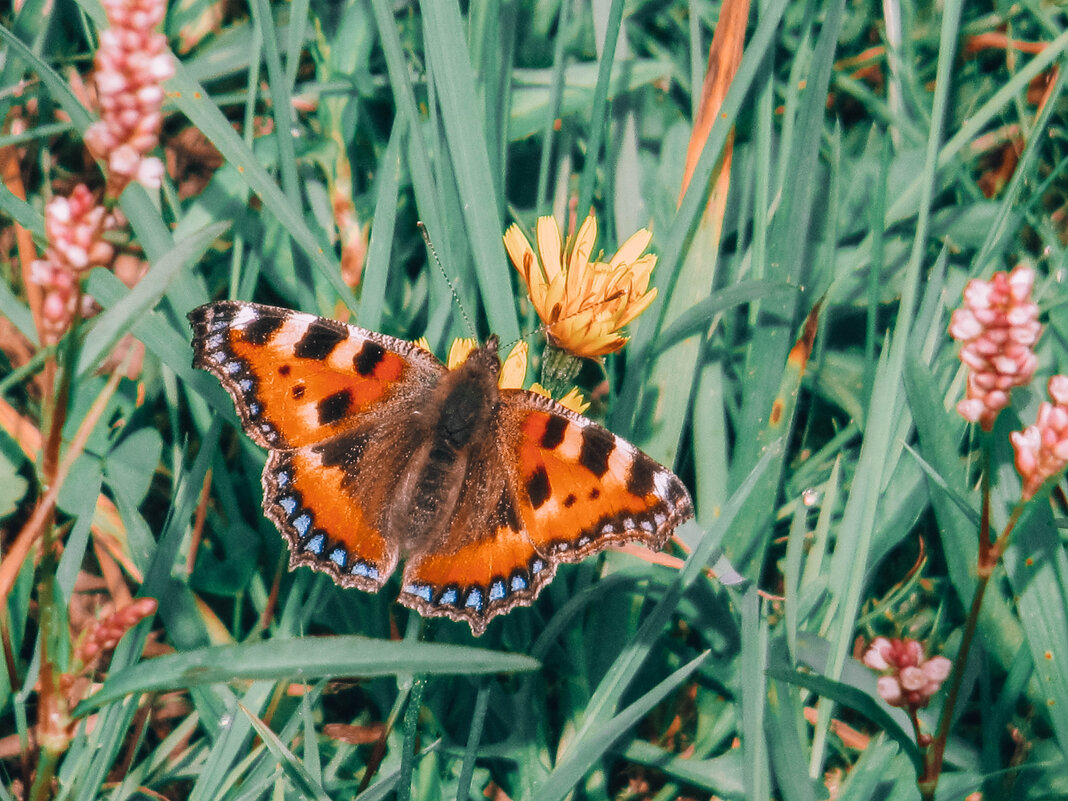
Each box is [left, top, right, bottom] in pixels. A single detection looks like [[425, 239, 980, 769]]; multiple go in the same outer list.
[[920, 562, 989, 799], [919, 432, 1026, 800]]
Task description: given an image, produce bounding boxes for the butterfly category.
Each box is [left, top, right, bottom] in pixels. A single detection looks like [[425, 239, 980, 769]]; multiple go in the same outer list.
[[188, 301, 694, 635]]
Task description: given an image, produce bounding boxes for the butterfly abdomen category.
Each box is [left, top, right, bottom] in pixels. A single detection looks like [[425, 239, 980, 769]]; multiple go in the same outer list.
[[393, 345, 501, 548]]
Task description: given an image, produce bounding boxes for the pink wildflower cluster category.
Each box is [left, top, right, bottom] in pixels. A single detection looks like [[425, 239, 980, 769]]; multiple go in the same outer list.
[[1010, 375, 1068, 500], [30, 185, 115, 345], [949, 265, 1041, 430], [75, 597, 158, 665], [863, 637, 952, 710], [83, 0, 174, 194]]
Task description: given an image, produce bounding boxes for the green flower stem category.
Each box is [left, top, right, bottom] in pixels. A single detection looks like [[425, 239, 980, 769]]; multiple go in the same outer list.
[[540, 343, 583, 397]]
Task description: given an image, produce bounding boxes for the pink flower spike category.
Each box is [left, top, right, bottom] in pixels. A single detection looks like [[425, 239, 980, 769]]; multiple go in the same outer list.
[[1012, 375, 1068, 500], [87, 0, 173, 195], [29, 186, 117, 345], [949, 265, 1041, 430]]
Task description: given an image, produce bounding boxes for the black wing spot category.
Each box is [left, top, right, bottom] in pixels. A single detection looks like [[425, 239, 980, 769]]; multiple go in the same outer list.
[[626, 455, 657, 498], [353, 340, 386, 376], [578, 426, 614, 478], [292, 384, 306, 399], [242, 313, 286, 345], [540, 415, 568, 450], [278, 364, 291, 376], [295, 320, 346, 360], [526, 465, 551, 509], [317, 390, 353, 426], [589, 488, 600, 500]]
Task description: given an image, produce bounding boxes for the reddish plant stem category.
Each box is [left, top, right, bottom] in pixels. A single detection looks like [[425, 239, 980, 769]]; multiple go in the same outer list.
[[919, 434, 1024, 800]]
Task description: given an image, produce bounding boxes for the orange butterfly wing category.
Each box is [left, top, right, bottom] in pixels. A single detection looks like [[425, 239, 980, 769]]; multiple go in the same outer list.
[[190, 301, 443, 449], [189, 301, 445, 590], [399, 391, 693, 635]]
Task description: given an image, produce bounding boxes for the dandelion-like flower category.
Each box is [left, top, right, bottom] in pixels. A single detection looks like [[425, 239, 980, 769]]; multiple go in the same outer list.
[[504, 214, 658, 359], [1010, 375, 1068, 500], [30, 185, 115, 345], [863, 637, 952, 710], [83, 0, 174, 194], [949, 265, 1041, 430]]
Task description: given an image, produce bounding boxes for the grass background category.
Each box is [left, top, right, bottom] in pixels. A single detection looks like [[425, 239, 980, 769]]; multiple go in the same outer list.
[[2, 0, 1068, 799]]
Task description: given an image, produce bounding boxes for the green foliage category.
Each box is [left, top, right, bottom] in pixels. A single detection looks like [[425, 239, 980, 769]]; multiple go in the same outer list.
[[2, 0, 1068, 799]]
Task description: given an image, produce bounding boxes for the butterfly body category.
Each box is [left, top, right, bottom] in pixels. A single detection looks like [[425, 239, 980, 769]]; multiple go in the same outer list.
[[189, 301, 693, 635]]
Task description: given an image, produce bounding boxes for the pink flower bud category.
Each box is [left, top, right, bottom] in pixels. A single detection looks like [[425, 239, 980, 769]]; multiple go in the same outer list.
[[1013, 375, 1068, 500], [950, 266, 1041, 430]]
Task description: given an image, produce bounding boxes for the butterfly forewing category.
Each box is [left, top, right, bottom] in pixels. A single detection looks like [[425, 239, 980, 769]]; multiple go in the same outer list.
[[189, 301, 444, 450]]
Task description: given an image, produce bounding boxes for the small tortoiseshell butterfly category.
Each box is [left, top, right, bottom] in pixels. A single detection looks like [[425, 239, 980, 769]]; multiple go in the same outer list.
[[189, 301, 693, 635]]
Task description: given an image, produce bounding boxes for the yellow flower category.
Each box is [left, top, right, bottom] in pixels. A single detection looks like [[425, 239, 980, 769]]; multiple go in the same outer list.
[[504, 213, 658, 358]]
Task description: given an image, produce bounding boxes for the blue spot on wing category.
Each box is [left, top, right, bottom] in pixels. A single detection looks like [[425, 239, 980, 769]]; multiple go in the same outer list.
[[405, 583, 433, 603], [303, 533, 325, 555], [464, 588, 484, 611], [489, 579, 506, 602], [352, 562, 379, 580]]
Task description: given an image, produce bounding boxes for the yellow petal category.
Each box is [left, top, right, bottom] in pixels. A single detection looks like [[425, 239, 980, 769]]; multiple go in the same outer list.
[[558, 387, 590, 414], [616, 287, 658, 327], [542, 271, 569, 324], [412, 336, 433, 353], [499, 340, 528, 389], [504, 224, 548, 309], [536, 216, 563, 284], [504, 225, 532, 274], [625, 254, 657, 292], [567, 214, 597, 301], [447, 338, 477, 369], [609, 228, 652, 269], [528, 382, 551, 398]]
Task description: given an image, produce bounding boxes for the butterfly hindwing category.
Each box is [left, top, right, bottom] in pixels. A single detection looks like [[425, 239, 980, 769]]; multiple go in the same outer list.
[[264, 445, 399, 592]]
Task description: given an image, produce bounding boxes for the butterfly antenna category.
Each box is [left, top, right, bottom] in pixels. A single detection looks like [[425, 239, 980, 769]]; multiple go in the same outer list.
[[418, 222, 476, 339]]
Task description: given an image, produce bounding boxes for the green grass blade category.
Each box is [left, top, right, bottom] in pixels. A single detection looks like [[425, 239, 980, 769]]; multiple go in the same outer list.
[[166, 61, 355, 308], [421, 1, 518, 341], [240, 702, 333, 801], [79, 637, 539, 712], [76, 222, 228, 375]]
